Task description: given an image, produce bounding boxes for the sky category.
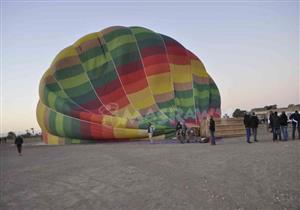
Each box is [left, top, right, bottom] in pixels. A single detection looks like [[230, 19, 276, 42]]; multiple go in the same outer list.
[[1, 0, 299, 135]]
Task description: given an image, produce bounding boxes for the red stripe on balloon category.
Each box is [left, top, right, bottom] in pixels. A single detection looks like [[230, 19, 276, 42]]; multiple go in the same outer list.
[[143, 54, 168, 67], [117, 60, 144, 76], [101, 88, 129, 109], [144, 63, 170, 76], [140, 45, 165, 57], [90, 124, 114, 139], [120, 70, 145, 85], [96, 79, 121, 96], [122, 77, 148, 94]]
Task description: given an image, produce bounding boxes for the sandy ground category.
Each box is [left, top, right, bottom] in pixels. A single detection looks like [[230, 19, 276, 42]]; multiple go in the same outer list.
[[0, 128, 299, 210]]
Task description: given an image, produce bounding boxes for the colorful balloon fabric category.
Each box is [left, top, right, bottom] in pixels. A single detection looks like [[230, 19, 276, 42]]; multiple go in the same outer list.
[[37, 26, 221, 144]]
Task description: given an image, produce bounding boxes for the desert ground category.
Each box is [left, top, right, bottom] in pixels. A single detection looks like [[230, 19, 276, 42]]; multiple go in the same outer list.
[[0, 128, 299, 210]]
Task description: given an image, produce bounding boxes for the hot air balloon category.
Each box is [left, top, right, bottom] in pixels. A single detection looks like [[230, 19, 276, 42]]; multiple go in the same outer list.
[[36, 26, 221, 144]]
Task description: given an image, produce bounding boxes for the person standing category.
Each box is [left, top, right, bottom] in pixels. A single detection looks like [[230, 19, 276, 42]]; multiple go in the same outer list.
[[289, 110, 300, 140], [176, 122, 182, 136], [147, 123, 155, 144], [182, 122, 187, 135], [272, 112, 281, 141], [244, 112, 252, 143], [15, 135, 24, 156], [250, 112, 259, 142], [209, 117, 216, 145], [269, 111, 274, 133], [279, 111, 288, 141]]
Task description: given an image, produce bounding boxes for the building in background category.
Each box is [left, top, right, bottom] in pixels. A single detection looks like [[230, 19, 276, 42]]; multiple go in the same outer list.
[[251, 104, 300, 121]]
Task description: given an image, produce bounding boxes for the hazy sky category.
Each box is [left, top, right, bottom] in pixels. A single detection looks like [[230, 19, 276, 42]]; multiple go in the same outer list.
[[1, 0, 299, 134]]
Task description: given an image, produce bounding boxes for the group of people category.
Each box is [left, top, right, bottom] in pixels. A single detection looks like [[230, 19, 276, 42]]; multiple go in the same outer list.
[[0, 137, 7, 144], [269, 111, 288, 141], [244, 110, 300, 143], [175, 119, 216, 145], [269, 110, 300, 141], [175, 122, 201, 143], [9, 111, 300, 152], [243, 112, 259, 143]]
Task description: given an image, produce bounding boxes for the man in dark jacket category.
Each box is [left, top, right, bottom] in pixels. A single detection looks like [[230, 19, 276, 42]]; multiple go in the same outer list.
[[272, 112, 281, 141], [244, 113, 252, 143], [289, 110, 300, 139], [279, 111, 288, 141], [250, 112, 259, 142], [269, 111, 274, 133], [15, 135, 24, 155], [209, 117, 216, 145]]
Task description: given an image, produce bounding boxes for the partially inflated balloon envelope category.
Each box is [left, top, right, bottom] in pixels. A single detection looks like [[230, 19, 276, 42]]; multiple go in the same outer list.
[[37, 26, 221, 144]]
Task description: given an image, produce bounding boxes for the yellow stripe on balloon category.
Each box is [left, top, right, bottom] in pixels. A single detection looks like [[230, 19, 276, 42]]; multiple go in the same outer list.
[[113, 104, 141, 119], [102, 115, 128, 128], [170, 65, 192, 83], [147, 72, 173, 94], [36, 101, 47, 131], [73, 33, 98, 47], [113, 127, 147, 139], [190, 60, 209, 78], [127, 88, 155, 110], [52, 46, 77, 66]]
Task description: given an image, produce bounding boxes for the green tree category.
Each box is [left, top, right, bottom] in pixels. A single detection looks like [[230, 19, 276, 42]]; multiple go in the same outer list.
[[232, 109, 246, 118], [7, 131, 16, 139]]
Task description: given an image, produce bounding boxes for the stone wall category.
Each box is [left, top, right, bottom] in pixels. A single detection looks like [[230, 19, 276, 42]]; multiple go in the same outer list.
[[200, 118, 245, 138]]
